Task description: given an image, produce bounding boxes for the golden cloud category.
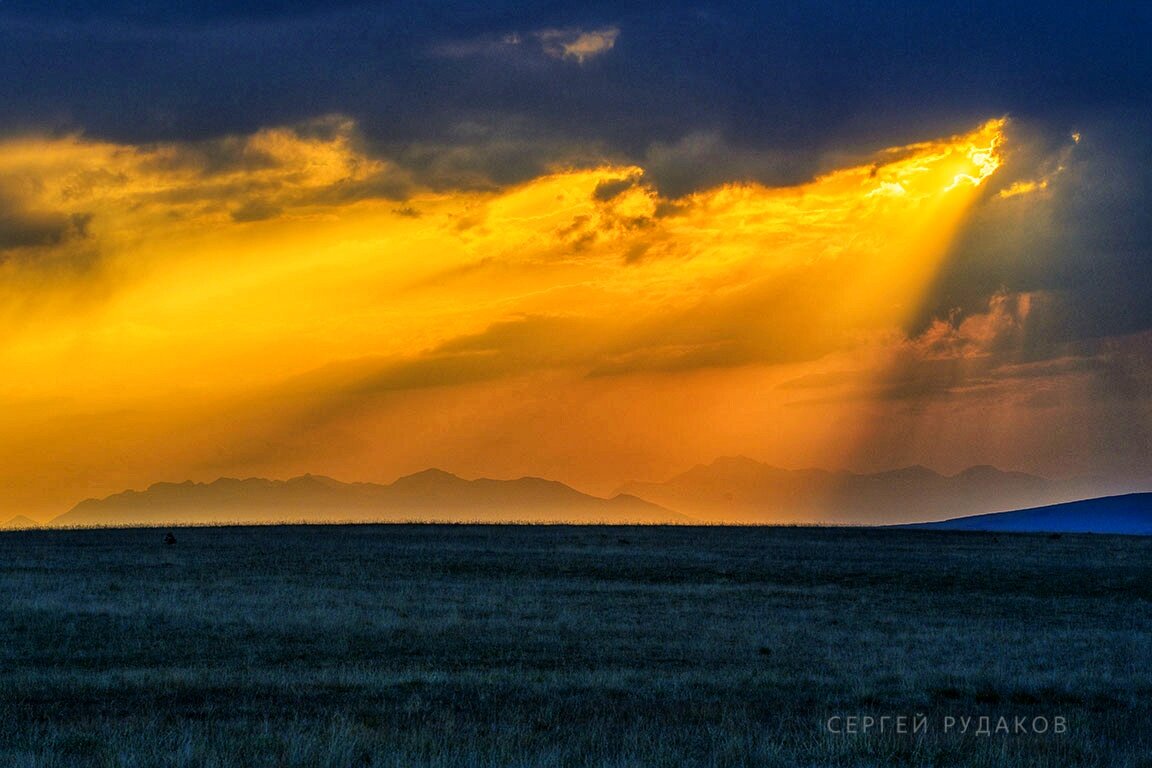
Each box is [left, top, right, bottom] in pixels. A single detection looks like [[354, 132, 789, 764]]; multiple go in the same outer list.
[[536, 26, 620, 63]]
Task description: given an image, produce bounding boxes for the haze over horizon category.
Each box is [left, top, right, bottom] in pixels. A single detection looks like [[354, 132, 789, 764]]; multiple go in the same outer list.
[[36, 458, 1151, 528], [2, 3, 1150, 521]]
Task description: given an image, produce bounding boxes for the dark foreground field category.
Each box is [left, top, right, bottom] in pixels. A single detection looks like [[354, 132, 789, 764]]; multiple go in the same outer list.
[[1, 525, 1150, 767]]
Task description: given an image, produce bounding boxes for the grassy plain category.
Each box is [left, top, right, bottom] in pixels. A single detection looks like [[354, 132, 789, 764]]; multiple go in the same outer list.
[[1, 524, 1149, 767]]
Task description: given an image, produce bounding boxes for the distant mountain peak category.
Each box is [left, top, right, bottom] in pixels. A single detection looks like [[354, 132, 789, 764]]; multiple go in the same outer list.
[[883, 463, 936, 475], [389, 468, 466, 489], [3, 515, 40, 530], [710, 455, 770, 468], [285, 474, 344, 488], [396, 467, 461, 481], [952, 464, 1001, 480]]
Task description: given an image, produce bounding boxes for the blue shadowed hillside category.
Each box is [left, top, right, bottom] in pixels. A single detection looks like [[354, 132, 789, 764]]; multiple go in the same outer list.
[[908, 493, 1152, 535]]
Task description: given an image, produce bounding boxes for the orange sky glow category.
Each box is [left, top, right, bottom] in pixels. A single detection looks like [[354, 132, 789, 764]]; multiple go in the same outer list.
[[2, 117, 1144, 520]]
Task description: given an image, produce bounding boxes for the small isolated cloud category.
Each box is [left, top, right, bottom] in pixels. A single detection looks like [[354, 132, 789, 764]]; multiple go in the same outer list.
[[429, 26, 618, 66], [908, 292, 1037, 362], [536, 26, 619, 63]]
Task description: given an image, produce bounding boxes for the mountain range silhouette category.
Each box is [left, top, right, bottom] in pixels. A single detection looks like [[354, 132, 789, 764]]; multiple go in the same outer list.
[[10, 457, 1149, 532]]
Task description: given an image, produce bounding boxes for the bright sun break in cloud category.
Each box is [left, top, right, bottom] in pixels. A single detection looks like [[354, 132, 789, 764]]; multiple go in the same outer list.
[[0, 118, 1007, 518], [536, 26, 621, 63]]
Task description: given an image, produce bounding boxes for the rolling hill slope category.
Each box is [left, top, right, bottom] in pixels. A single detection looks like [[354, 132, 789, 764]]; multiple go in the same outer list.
[[906, 493, 1152, 534]]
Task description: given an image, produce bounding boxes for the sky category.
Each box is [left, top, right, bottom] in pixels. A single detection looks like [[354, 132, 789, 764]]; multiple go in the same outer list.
[[1, 2, 1151, 520]]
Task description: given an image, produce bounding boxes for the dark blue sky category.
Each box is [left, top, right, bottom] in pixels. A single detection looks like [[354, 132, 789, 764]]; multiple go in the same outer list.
[[3, 2, 1148, 148]]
